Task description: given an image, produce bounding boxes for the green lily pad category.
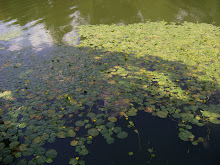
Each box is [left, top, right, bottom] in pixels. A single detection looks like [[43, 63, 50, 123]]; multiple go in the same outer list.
[[156, 111, 168, 118], [113, 127, 122, 133], [117, 131, 128, 139], [201, 111, 220, 118], [28, 160, 37, 165], [36, 156, 46, 164], [79, 148, 88, 155], [0, 142, 5, 150], [75, 120, 85, 127], [45, 149, 57, 158], [106, 122, 115, 128], [46, 158, 53, 163], [178, 129, 195, 141], [9, 141, 20, 149], [209, 117, 220, 124], [33, 136, 41, 143], [16, 159, 27, 165], [2, 154, 14, 164], [41, 133, 50, 140], [19, 144, 29, 151], [57, 131, 66, 138], [106, 137, 114, 144], [69, 158, 78, 165], [68, 129, 76, 137], [88, 128, 99, 136], [0, 125, 7, 131], [19, 123, 27, 128], [108, 116, 117, 122], [70, 140, 79, 146], [15, 152, 22, 158]]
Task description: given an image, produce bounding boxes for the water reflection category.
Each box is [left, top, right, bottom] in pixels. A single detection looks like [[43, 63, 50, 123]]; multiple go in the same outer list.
[[0, 0, 219, 45]]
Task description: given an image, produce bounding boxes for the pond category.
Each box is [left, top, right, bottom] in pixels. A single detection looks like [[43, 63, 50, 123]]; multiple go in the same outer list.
[[0, 0, 220, 165]]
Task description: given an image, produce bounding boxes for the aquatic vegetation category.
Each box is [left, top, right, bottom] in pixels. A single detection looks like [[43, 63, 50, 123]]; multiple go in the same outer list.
[[0, 29, 22, 41], [0, 21, 219, 164]]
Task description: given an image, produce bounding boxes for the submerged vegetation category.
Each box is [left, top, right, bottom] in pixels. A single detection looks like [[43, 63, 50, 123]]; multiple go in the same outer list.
[[0, 21, 219, 164]]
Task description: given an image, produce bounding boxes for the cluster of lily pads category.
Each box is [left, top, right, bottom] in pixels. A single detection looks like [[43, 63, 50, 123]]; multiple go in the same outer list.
[[0, 21, 219, 164]]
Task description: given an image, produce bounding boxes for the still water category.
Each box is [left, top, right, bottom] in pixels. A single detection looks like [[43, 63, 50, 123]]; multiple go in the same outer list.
[[0, 0, 220, 165], [0, 0, 219, 46]]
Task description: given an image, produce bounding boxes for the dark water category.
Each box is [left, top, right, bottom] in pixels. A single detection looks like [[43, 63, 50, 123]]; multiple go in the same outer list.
[[0, 0, 220, 165]]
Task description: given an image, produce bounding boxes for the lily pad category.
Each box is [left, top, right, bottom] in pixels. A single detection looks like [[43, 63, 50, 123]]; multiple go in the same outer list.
[[46, 158, 53, 163], [57, 131, 66, 138], [68, 129, 76, 137], [209, 117, 220, 124], [19, 144, 29, 151], [117, 131, 128, 139], [36, 156, 46, 164], [88, 128, 99, 136], [108, 116, 117, 122], [45, 149, 57, 158], [156, 111, 168, 118], [106, 137, 114, 144], [2, 155, 14, 164], [75, 120, 85, 127], [70, 140, 79, 146], [16, 159, 27, 165], [9, 141, 20, 149], [79, 148, 89, 155]]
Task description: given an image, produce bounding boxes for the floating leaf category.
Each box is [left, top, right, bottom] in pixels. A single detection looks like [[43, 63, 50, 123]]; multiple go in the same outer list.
[[19, 144, 28, 151], [70, 140, 79, 146], [41, 133, 50, 141], [68, 129, 76, 137], [75, 120, 85, 127], [69, 158, 78, 165], [45, 149, 57, 158], [156, 111, 168, 118], [0, 142, 5, 150], [117, 131, 128, 139], [106, 137, 114, 144], [16, 159, 27, 165], [108, 116, 117, 122], [33, 136, 41, 143], [9, 141, 20, 149], [36, 156, 46, 164], [113, 127, 122, 133], [2, 155, 14, 164], [209, 117, 220, 124], [79, 148, 88, 155], [88, 128, 99, 136], [57, 131, 66, 138], [178, 129, 195, 141], [28, 160, 37, 165], [128, 152, 133, 156]]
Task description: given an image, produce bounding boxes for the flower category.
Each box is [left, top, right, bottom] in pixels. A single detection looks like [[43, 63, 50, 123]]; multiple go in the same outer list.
[[76, 157, 79, 160], [89, 136, 92, 139]]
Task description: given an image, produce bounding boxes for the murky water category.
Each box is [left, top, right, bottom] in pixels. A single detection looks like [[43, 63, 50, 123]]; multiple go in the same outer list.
[[0, 0, 220, 165], [0, 0, 219, 46]]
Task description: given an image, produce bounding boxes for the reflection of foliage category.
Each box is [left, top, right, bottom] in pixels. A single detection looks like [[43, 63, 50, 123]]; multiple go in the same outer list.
[[0, 21, 219, 164], [0, 29, 22, 41]]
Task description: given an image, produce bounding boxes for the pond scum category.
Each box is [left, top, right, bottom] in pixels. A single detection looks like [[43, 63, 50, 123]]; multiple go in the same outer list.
[[0, 21, 219, 164]]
